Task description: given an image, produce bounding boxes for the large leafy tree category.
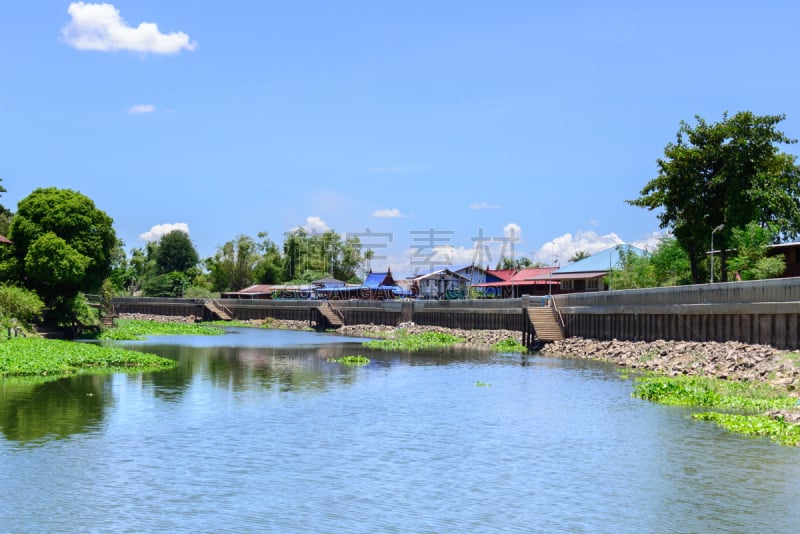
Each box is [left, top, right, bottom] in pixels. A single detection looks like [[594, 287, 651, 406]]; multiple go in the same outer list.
[[3, 187, 116, 305], [628, 112, 800, 283], [154, 230, 199, 275]]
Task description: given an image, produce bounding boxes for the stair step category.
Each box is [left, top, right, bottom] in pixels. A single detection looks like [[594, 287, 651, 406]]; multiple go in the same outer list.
[[527, 307, 564, 341]]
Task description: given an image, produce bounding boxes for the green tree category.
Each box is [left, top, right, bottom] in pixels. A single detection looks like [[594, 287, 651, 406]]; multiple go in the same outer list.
[[154, 230, 199, 275], [496, 256, 533, 270], [628, 112, 800, 283], [281, 229, 363, 282], [607, 248, 655, 290], [0, 178, 12, 236], [254, 232, 284, 284], [3, 187, 116, 306], [648, 236, 692, 286], [727, 222, 786, 280], [205, 234, 261, 292]]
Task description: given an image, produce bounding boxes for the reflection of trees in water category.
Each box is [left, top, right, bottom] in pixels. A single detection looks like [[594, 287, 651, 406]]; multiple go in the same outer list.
[[0, 374, 105, 444], [135, 343, 365, 396]]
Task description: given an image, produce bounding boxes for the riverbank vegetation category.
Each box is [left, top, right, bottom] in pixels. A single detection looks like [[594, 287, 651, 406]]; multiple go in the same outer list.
[[328, 355, 370, 365], [0, 337, 175, 377], [95, 318, 225, 340], [362, 329, 465, 352], [491, 337, 527, 353], [632, 373, 800, 445]]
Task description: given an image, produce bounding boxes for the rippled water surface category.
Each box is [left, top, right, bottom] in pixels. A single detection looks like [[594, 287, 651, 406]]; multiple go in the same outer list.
[[2, 327, 799, 533]]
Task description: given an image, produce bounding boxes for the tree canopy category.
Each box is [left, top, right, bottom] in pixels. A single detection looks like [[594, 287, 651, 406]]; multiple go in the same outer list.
[[628, 112, 800, 283], [154, 230, 199, 275], [3, 187, 116, 304]]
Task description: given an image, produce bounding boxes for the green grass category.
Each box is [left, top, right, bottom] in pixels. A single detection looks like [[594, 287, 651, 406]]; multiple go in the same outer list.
[[491, 337, 527, 353], [96, 319, 226, 340], [693, 412, 800, 446], [328, 355, 370, 365], [362, 329, 465, 352], [0, 337, 176, 377]]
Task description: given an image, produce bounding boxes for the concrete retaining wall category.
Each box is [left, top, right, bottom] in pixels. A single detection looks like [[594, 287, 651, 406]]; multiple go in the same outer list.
[[113, 278, 800, 349], [552, 278, 800, 349]]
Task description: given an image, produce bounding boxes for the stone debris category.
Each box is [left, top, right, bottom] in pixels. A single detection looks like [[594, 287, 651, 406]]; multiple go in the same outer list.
[[540, 337, 800, 395]]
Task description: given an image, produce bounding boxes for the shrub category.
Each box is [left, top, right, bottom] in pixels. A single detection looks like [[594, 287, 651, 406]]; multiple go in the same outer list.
[[0, 285, 44, 325]]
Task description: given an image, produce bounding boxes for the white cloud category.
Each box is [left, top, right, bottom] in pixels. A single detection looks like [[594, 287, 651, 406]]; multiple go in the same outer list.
[[139, 222, 190, 242], [372, 208, 405, 218], [129, 104, 155, 114], [503, 223, 522, 240], [62, 2, 197, 54], [469, 201, 500, 210], [289, 216, 330, 234], [532, 230, 633, 266]]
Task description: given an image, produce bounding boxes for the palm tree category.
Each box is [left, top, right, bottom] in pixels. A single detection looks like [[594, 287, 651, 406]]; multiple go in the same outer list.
[[569, 250, 591, 263]]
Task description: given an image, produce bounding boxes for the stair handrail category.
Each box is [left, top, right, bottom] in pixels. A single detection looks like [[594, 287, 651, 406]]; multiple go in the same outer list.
[[323, 301, 345, 322], [208, 298, 233, 318], [550, 296, 565, 329]]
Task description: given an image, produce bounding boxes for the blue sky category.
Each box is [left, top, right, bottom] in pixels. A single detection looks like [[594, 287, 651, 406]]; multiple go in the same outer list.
[[3, 1, 800, 277]]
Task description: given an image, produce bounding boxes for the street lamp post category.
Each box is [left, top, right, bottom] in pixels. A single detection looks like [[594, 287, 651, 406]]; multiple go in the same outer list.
[[710, 224, 724, 283]]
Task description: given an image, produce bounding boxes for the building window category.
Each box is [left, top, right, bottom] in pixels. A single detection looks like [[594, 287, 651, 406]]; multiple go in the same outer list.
[[586, 279, 599, 291], [560, 280, 574, 291]]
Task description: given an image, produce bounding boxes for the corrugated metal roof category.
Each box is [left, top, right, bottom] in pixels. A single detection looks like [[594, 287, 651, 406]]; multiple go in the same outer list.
[[363, 272, 394, 289]]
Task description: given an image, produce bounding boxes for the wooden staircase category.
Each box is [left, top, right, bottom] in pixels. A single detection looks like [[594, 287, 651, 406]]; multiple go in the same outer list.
[[527, 306, 564, 341], [204, 299, 233, 321], [318, 302, 345, 329]]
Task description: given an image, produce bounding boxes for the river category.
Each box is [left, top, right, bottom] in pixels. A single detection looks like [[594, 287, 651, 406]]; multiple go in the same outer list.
[[1, 327, 799, 533]]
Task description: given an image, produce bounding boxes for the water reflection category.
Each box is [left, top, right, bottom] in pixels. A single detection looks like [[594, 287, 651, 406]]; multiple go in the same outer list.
[[0, 374, 105, 444], [1, 327, 799, 532]]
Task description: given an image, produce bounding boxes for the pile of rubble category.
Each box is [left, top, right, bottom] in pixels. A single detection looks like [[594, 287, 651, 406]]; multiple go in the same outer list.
[[540, 337, 800, 393]]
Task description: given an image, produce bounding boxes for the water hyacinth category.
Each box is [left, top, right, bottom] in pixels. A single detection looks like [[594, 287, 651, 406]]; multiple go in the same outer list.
[[96, 319, 226, 340], [0, 337, 176, 377], [328, 355, 370, 365], [362, 330, 464, 352]]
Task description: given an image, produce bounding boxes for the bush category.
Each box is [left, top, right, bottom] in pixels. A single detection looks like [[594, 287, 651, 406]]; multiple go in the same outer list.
[[0, 285, 44, 325]]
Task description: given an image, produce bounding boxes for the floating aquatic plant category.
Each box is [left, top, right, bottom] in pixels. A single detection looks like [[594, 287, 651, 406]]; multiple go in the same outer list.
[[0, 337, 176, 377], [328, 355, 370, 365], [362, 330, 464, 352], [491, 338, 527, 353]]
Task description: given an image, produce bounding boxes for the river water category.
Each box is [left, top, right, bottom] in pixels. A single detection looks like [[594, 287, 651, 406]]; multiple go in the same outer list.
[[1, 327, 799, 533]]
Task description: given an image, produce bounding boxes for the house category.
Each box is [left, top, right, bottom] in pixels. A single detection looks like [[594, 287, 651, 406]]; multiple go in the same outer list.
[[539, 244, 645, 292], [220, 284, 275, 299], [473, 267, 559, 298], [406, 268, 469, 299], [0, 234, 11, 244], [316, 270, 411, 300], [220, 283, 316, 299]]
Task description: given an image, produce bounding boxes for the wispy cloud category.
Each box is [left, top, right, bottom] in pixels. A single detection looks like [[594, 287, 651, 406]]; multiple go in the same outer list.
[[372, 208, 406, 219], [139, 222, 190, 242], [469, 201, 501, 210], [62, 2, 197, 54], [128, 104, 156, 114]]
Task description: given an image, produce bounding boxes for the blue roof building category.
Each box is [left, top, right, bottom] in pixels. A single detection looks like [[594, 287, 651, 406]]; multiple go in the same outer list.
[[536, 244, 646, 292]]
